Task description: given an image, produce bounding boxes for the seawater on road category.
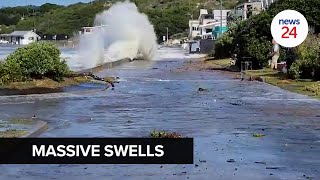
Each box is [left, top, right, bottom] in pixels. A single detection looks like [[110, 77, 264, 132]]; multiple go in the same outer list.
[[0, 47, 320, 180]]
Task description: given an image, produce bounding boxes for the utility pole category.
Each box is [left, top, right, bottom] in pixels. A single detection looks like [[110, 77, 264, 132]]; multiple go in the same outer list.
[[33, 8, 35, 32], [166, 27, 169, 46], [220, 0, 223, 38]]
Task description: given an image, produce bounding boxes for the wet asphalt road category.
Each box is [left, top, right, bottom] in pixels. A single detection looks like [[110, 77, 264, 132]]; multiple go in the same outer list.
[[0, 48, 319, 180]]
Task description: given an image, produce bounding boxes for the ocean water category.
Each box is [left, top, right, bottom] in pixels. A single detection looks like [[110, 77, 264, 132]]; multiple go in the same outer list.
[[0, 44, 81, 71]]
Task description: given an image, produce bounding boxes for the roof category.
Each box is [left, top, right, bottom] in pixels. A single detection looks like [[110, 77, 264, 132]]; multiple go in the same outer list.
[[0, 34, 10, 36], [199, 21, 220, 28], [10, 31, 31, 36], [198, 14, 214, 20], [81, 27, 94, 29], [236, 1, 262, 8]]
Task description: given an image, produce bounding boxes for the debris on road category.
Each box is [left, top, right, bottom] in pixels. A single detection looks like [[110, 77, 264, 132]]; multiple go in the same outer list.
[[227, 159, 236, 163], [150, 130, 183, 138], [253, 133, 265, 138], [266, 167, 281, 170], [198, 88, 207, 92], [255, 161, 267, 165]]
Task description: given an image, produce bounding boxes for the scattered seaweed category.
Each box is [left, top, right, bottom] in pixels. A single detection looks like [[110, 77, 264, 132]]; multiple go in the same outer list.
[[150, 130, 183, 138]]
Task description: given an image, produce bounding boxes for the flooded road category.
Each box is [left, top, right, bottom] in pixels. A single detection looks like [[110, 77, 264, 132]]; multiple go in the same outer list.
[[0, 47, 320, 179]]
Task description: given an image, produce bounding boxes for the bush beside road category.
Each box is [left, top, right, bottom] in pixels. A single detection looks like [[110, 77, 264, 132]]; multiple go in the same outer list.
[[245, 69, 320, 99], [0, 42, 108, 92]]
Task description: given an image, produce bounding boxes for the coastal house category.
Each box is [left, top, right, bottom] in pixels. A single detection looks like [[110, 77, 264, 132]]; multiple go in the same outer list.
[[189, 9, 215, 40], [198, 9, 216, 40], [232, 0, 263, 20], [188, 20, 200, 39], [80, 27, 94, 35], [0, 31, 40, 45], [261, 0, 278, 9], [212, 10, 231, 38], [80, 25, 109, 35], [192, 9, 231, 40], [187, 9, 232, 53]]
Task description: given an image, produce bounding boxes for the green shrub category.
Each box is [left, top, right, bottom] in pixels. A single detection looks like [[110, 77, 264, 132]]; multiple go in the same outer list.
[[214, 32, 234, 59], [246, 37, 272, 68], [289, 34, 320, 80], [215, 11, 273, 68], [0, 42, 70, 84]]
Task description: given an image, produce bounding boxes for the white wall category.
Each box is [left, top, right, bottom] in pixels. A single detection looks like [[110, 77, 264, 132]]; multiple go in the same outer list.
[[213, 10, 230, 20], [261, 0, 277, 9], [21, 32, 38, 45], [189, 20, 200, 39], [199, 9, 208, 16]]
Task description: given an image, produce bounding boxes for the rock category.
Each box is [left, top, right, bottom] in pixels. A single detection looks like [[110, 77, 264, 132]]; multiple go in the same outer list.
[[266, 167, 280, 170], [254, 161, 266, 165], [195, 164, 199, 167], [198, 88, 207, 92], [227, 159, 236, 163], [230, 102, 241, 106]]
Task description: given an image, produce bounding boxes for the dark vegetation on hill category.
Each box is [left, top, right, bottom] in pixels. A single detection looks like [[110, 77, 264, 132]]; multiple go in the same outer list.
[[0, 0, 239, 40]]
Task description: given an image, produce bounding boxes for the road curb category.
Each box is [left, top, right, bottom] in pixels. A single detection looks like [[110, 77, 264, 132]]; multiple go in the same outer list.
[[242, 72, 266, 82], [77, 58, 133, 74], [22, 120, 48, 138]]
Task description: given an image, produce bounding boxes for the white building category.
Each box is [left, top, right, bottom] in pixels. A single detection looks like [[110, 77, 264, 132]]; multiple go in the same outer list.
[[261, 0, 278, 9], [0, 31, 40, 45], [188, 9, 232, 40], [233, 1, 263, 20], [213, 10, 230, 27], [188, 20, 200, 39], [80, 27, 94, 35], [198, 9, 216, 39]]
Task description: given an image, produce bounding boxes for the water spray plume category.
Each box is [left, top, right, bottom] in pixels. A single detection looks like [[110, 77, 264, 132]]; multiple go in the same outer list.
[[78, 0, 158, 69]]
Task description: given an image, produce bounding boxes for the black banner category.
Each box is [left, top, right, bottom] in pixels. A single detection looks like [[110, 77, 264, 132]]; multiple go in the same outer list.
[[0, 138, 193, 164]]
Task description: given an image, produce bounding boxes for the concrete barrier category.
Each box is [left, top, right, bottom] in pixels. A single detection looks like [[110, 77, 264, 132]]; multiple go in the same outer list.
[[77, 58, 133, 74], [22, 120, 48, 138]]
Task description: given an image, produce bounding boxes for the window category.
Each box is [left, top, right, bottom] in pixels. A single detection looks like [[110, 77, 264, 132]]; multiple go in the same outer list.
[[206, 29, 213, 33]]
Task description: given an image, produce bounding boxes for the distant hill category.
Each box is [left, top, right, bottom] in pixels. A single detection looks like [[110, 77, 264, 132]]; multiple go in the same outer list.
[[0, 0, 239, 41]]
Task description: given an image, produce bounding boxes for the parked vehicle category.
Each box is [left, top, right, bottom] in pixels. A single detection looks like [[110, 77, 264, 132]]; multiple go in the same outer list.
[[0, 40, 9, 44]]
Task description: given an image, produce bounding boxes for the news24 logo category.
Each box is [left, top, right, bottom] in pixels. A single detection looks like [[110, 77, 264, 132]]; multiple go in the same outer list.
[[271, 10, 308, 47]]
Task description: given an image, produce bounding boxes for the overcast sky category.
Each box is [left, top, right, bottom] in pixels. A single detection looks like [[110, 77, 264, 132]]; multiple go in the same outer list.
[[0, 0, 93, 7]]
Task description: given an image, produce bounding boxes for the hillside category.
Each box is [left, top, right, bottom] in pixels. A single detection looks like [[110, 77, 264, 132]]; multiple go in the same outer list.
[[0, 0, 239, 40]]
